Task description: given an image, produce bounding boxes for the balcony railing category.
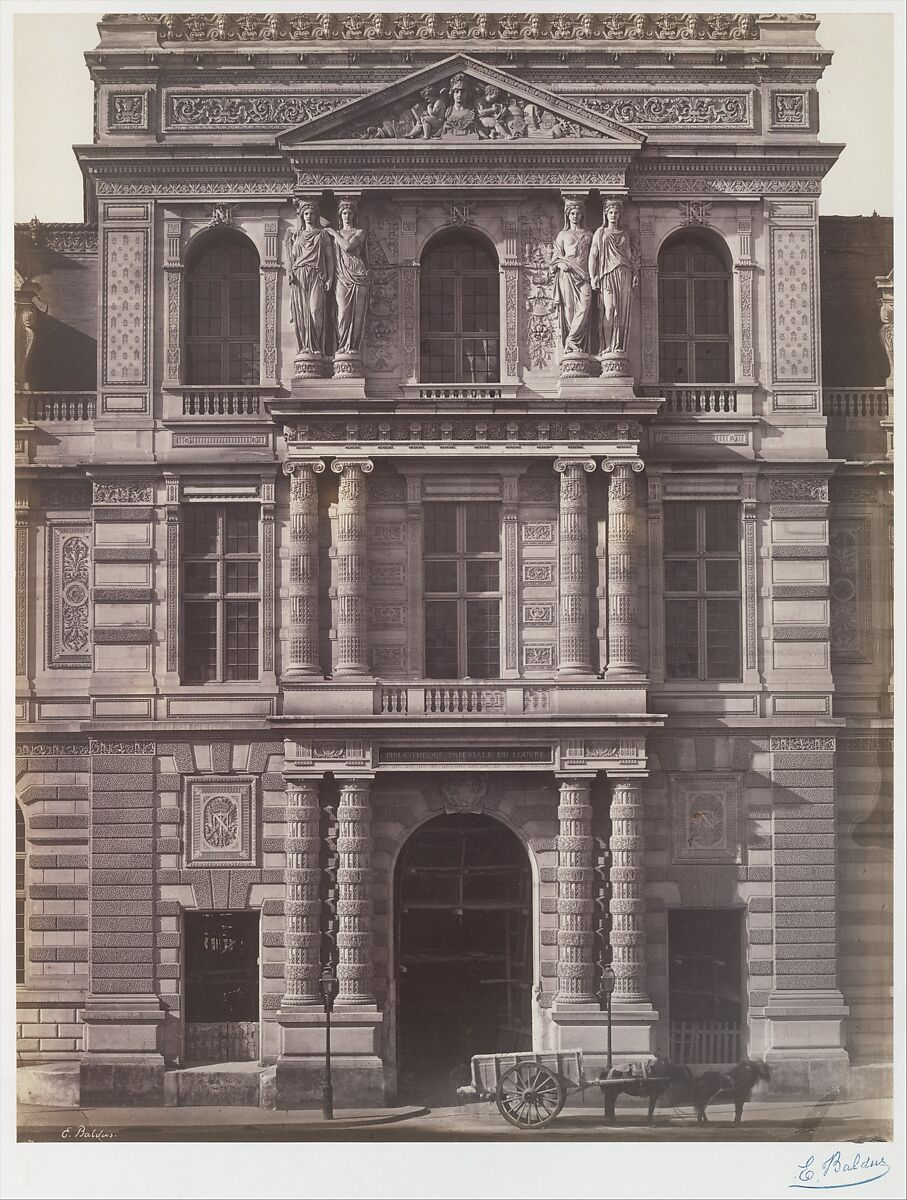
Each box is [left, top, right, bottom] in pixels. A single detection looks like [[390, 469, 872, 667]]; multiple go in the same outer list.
[[180, 387, 262, 417], [659, 385, 738, 414], [23, 391, 95, 421], [399, 383, 520, 402], [822, 387, 890, 419]]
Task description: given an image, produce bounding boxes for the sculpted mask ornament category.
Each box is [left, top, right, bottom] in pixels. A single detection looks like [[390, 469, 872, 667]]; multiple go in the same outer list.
[[328, 199, 370, 367], [589, 199, 639, 359], [285, 198, 334, 367], [552, 200, 595, 358]]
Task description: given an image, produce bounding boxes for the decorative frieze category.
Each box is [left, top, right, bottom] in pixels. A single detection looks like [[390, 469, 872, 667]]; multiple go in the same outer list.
[[769, 477, 828, 503], [156, 13, 765, 42], [336, 778, 374, 1005], [588, 93, 751, 128], [554, 777, 597, 1006], [609, 779, 649, 1005], [164, 93, 343, 132]]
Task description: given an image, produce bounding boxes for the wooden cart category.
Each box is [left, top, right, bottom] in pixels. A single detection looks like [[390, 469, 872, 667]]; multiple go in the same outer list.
[[458, 1050, 672, 1130]]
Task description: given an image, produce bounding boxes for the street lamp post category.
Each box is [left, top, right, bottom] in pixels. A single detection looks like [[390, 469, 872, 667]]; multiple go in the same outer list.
[[320, 966, 339, 1120], [599, 964, 616, 1073]]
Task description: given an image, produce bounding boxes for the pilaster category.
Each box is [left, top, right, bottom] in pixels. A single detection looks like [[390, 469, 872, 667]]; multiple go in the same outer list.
[[764, 735, 849, 1094]]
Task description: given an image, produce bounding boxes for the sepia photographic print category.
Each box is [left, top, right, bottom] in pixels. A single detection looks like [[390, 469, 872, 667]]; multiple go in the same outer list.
[[2, 3, 902, 1198]]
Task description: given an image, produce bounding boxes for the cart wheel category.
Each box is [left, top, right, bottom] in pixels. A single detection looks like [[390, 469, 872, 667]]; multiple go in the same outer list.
[[495, 1062, 565, 1130]]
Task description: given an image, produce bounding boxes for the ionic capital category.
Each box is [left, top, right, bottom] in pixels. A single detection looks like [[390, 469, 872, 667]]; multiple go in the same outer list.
[[283, 459, 325, 477], [602, 457, 644, 475], [331, 458, 374, 476], [554, 458, 596, 475]]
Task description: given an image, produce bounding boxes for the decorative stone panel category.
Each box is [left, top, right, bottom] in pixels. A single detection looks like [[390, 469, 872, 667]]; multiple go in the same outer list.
[[185, 778, 258, 868], [670, 774, 742, 865], [770, 225, 817, 383], [47, 523, 91, 668]]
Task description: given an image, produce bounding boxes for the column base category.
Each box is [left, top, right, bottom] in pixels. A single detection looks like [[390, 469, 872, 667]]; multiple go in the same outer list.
[[275, 1007, 386, 1108], [549, 1001, 659, 1073], [80, 1055, 166, 1106], [78, 997, 167, 1104], [763, 988, 850, 1095], [290, 375, 367, 401]]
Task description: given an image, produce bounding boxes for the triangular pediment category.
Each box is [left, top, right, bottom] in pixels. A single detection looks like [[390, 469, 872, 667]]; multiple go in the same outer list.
[[278, 55, 645, 145]]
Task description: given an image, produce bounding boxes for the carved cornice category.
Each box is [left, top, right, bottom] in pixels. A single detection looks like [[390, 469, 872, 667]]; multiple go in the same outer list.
[[151, 14, 804, 44], [14, 222, 98, 255]]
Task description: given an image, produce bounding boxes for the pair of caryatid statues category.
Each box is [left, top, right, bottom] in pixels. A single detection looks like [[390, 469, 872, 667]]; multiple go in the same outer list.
[[551, 197, 638, 376], [285, 196, 370, 378]]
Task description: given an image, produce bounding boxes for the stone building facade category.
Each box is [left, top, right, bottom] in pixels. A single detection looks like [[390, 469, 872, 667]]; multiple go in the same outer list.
[[14, 12, 893, 1108]]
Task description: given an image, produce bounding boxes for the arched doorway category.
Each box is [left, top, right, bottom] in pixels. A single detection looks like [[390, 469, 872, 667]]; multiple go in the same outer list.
[[394, 813, 532, 1103]]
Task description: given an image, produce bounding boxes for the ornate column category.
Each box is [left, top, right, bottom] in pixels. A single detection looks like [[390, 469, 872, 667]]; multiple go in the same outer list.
[[602, 458, 644, 675], [283, 778, 323, 1007], [331, 458, 373, 676], [284, 459, 325, 677], [609, 777, 649, 1005], [554, 458, 595, 675], [336, 777, 375, 1006], [554, 776, 597, 1006]]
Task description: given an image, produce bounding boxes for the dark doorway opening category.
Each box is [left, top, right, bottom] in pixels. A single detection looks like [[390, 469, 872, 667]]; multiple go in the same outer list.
[[184, 910, 260, 1063], [395, 813, 532, 1104], [668, 907, 744, 1065]]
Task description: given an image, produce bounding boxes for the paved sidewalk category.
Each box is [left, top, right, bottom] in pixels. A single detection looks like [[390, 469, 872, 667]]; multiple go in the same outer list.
[[17, 1095, 892, 1142]]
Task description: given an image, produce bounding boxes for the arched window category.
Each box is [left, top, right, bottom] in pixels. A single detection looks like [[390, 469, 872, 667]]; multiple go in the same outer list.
[[16, 804, 26, 985], [185, 230, 260, 384], [420, 231, 500, 383], [658, 232, 733, 383]]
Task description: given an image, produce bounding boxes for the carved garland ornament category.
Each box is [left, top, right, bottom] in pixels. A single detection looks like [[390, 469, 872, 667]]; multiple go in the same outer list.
[[156, 14, 768, 42]]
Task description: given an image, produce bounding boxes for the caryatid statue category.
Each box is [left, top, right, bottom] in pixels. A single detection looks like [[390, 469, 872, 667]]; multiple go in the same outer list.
[[327, 198, 370, 371], [285, 197, 334, 372], [588, 198, 638, 361], [552, 199, 594, 359]]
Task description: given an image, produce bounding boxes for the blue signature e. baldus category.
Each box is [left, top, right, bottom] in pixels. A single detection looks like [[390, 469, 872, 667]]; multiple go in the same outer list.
[[791, 1150, 890, 1190]]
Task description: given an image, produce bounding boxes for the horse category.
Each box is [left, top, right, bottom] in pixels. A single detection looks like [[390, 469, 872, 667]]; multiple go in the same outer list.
[[690, 1058, 771, 1124], [598, 1056, 693, 1123]]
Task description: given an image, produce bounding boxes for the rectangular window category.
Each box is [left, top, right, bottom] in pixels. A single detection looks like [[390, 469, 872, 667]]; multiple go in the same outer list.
[[424, 501, 502, 678], [664, 501, 741, 680], [182, 502, 260, 683]]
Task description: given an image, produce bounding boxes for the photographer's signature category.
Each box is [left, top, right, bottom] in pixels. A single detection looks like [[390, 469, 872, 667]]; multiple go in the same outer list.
[[791, 1150, 890, 1190], [61, 1125, 117, 1141]]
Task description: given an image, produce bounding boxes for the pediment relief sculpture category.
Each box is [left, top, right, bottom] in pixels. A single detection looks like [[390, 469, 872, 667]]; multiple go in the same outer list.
[[278, 56, 644, 147], [356, 74, 588, 141]]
